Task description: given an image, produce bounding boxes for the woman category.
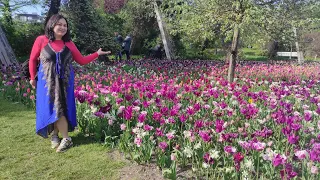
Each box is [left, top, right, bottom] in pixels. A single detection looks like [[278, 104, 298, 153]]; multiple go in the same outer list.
[[29, 14, 110, 152]]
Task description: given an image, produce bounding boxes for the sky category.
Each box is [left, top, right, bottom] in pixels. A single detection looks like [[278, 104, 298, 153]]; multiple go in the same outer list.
[[17, 4, 44, 15]]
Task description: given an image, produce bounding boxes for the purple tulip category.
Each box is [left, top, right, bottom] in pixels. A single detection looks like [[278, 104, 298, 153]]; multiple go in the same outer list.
[[224, 146, 236, 154], [215, 119, 224, 133], [203, 152, 214, 164], [159, 141, 168, 152], [288, 134, 300, 144], [304, 110, 313, 121], [272, 154, 286, 167], [199, 131, 211, 142]]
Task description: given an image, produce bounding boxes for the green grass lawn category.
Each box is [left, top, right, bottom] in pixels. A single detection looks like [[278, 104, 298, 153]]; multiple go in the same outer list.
[[0, 97, 126, 180]]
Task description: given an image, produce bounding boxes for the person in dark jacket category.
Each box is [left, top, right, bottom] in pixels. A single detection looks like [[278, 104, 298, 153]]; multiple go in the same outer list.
[[122, 35, 132, 60], [114, 32, 123, 61], [149, 44, 163, 59]]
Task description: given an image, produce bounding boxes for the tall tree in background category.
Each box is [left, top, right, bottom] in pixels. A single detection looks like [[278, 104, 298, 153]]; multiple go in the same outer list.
[[66, 0, 115, 53], [183, 0, 252, 82], [153, 0, 174, 60], [44, 0, 61, 26]]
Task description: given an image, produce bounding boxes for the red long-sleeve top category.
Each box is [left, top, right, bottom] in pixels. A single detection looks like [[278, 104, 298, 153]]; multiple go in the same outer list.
[[29, 35, 99, 80]]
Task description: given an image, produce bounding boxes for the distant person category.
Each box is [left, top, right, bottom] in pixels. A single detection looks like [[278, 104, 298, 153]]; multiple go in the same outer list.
[[150, 44, 163, 59], [114, 32, 123, 61], [122, 34, 132, 60]]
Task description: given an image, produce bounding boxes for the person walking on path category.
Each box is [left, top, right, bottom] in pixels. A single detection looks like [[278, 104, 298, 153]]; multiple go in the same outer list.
[[29, 14, 111, 152], [122, 34, 132, 60]]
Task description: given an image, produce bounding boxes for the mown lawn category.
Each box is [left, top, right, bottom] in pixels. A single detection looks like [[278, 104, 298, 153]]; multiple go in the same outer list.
[[0, 97, 125, 180]]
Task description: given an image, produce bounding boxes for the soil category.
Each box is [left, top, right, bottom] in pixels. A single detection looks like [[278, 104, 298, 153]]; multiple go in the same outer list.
[[107, 150, 196, 180]]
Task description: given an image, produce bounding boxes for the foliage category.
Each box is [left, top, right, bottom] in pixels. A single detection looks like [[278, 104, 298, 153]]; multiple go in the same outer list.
[[302, 32, 320, 58], [104, 0, 126, 14], [0, 0, 40, 24], [64, 0, 117, 54], [0, 20, 43, 61], [117, 0, 159, 55], [0, 0, 43, 60]]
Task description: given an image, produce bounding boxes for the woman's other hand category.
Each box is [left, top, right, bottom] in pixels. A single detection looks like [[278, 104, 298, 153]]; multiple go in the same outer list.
[[30, 79, 36, 89], [97, 48, 111, 56]]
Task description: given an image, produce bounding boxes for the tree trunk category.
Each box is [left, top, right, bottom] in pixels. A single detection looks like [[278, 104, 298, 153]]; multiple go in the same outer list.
[[228, 24, 240, 82], [44, 0, 61, 26], [293, 27, 304, 64], [0, 24, 18, 66], [153, 1, 174, 60]]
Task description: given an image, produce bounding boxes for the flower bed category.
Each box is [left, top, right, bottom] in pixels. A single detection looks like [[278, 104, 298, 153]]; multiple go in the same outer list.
[[1, 60, 320, 179]]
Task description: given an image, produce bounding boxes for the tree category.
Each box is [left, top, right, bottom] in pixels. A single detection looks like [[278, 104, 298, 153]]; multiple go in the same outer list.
[[170, 0, 252, 82], [44, 0, 61, 26], [153, 0, 174, 60], [66, 0, 115, 54], [104, 0, 126, 14], [105, 0, 175, 59], [254, 0, 320, 63], [115, 0, 158, 55], [0, 0, 41, 63], [0, 0, 40, 25], [0, 23, 18, 66]]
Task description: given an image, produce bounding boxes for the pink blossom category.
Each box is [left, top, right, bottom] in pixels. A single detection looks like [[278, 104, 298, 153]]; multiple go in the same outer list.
[[171, 153, 176, 161], [288, 134, 300, 144], [224, 146, 236, 154], [166, 132, 175, 140], [304, 110, 313, 121], [233, 152, 244, 171], [252, 142, 266, 151], [124, 106, 133, 120], [311, 166, 318, 174], [199, 131, 211, 142], [294, 150, 308, 160], [134, 137, 142, 147], [155, 128, 164, 137], [143, 124, 153, 131], [179, 114, 187, 123], [272, 154, 286, 167], [159, 141, 168, 152], [203, 152, 214, 164], [120, 124, 126, 131], [215, 119, 224, 133], [138, 112, 147, 123], [238, 141, 251, 150]]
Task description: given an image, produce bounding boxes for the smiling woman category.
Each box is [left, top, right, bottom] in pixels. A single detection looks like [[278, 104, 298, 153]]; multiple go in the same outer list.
[[28, 14, 111, 153]]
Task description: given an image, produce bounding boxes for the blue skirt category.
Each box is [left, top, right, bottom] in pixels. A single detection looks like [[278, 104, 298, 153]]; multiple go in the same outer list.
[[35, 62, 77, 138]]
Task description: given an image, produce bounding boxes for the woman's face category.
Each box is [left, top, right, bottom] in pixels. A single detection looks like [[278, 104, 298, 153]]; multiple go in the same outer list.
[[53, 18, 67, 39]]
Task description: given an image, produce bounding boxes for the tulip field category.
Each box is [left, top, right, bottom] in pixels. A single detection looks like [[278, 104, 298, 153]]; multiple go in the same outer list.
[[1, 60, 320, 179]]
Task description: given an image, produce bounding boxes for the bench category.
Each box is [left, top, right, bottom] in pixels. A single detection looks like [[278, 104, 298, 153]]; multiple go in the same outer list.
[[276, 52, 298, 58]]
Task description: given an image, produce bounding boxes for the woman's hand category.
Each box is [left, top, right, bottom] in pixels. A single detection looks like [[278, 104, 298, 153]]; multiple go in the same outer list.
[[97, 48, 111, 56], [30, 79, 36, 89]]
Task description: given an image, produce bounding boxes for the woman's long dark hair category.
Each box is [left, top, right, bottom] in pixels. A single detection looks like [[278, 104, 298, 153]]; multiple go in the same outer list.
[[45, 14, 71, 42]]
